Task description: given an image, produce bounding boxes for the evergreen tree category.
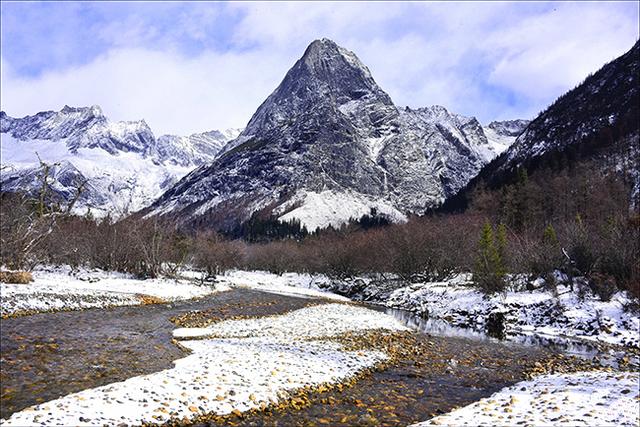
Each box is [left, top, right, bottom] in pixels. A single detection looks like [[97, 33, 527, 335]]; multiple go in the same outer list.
[[496, 223, 508, 267], [543, 224, 558, 245], [474, 221, 507, 294]]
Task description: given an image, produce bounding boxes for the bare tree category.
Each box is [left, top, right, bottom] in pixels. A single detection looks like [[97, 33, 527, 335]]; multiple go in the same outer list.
[[0, 156, 86, 270]]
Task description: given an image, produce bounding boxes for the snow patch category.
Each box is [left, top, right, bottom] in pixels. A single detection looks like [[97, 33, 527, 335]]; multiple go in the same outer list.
[[411, 371, 640, 426], [276, 189, 407, 231], [173, 303, 408, 340], [220, 270, 350, 301], [0, 266, 225, 317]]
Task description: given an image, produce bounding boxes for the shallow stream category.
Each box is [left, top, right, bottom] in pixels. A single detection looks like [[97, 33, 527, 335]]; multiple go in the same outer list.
[[0, 288, 633, 426]]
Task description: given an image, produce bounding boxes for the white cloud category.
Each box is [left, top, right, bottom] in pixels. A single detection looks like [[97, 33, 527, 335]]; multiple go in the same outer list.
[[1, 2, 638, 135], [1, 48, 293, 135], [483, 3, 639, 102]]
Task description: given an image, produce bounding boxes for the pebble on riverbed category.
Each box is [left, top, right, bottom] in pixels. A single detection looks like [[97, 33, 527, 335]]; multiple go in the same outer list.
[[0, 303, 403, 426]]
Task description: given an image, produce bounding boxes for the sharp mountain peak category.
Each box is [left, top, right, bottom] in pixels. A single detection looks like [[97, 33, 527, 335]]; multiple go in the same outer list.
[[148, 39, 527, 231]]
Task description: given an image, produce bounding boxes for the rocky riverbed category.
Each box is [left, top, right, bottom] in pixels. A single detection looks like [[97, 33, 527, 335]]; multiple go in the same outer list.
[[0, 290, 319, 419], [1, 269, 639, 426], [1, 287, 596, 427]]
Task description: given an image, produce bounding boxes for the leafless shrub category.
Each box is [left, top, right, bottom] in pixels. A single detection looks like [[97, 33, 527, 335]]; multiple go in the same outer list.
[[0, 157, 86, 270], [191, 231, 244, 277], [0, 271, 33, 284]]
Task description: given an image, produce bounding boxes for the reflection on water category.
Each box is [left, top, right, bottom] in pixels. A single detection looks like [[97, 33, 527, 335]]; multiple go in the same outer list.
[[385, 307, 639, 369], [387, 308, 492, 341]]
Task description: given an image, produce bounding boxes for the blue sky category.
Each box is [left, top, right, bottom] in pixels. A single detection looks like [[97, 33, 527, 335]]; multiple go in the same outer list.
[[1, 1, 638, 135]]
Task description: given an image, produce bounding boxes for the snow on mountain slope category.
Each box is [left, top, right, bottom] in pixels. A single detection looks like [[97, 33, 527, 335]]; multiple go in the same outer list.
[[147, 39, 527, 231], [156, 129, 242, 167], [483, 119, 530, 158], [276, 190, 407, 232], [0, 107, 239, 216], [0, 106, 155, 156], [0, 132, 194, 215]]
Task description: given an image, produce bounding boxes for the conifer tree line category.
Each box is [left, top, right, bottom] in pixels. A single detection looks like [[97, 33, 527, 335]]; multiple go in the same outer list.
[[1, 158, 638, 303]]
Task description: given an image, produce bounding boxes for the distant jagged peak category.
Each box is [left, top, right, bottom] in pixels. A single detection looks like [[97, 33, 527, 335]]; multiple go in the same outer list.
[[485, 119, 531, 137], [401, 104, 479, 128], [60, 104, 104, 117], [407, 104, 452, 115]]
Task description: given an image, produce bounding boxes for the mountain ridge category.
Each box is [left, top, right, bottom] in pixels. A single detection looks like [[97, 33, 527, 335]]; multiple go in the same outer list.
[[0, 106, 241, 215], [443, 39, 640, 211]]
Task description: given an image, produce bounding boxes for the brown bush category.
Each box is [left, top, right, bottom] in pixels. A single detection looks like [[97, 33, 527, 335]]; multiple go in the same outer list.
[[588, 273, 617, 302], [0, 271, 33, 284], [191, 231, 244, 276], [137, 294, 167, 305]]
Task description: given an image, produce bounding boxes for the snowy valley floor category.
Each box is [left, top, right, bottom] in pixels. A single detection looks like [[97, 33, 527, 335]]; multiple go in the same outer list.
[[1, 303, 403, 426], [411, 371, 640, 427], [1, 268, 639, 426]]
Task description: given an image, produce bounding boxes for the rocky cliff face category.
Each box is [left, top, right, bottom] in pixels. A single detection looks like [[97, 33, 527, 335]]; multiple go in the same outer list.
[[0, 106, 239, 216], [148, 39, 526, 231]]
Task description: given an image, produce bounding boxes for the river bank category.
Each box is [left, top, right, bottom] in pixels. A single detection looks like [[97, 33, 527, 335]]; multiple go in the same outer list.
[[1, 268, 639, 426], [215, 270, 640, 350], [2, 287, 596, 427]]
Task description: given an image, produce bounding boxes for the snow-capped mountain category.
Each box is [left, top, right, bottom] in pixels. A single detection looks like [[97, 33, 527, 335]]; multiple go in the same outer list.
[[483, 119, 531, 157], [446, 40, 640, 209], [0, 106, 240, 216], [147, 39, 527, 231], [156, 129, 242, 167], [0, 105, 156, 156]]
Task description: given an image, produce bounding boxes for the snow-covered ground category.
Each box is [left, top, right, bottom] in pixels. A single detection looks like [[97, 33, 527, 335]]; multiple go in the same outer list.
[[207, 270, 640, 349], [1, 304, 406, 426], [379, 277, 640, 349], [0, 266, 227, 317], [173, 303, 405, 340], [4, 267, 638, 351], [218, 270, 349, 301], [319, 273, 639, 349], [411, 371, 640, 426], [2, 268, 638, 426]]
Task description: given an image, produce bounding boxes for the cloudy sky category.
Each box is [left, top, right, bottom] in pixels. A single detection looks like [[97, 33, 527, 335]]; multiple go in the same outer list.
[[1, 2, 638, 135]]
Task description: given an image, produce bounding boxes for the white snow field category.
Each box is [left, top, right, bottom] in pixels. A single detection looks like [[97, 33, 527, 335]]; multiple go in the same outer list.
[[275, 189, 408, 232], [0, 304, 406, 426], [218, 270, 349, 301], [0, 133, 194, 216], [0, 266, 227, 317], [411, 371, 640, 427]]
